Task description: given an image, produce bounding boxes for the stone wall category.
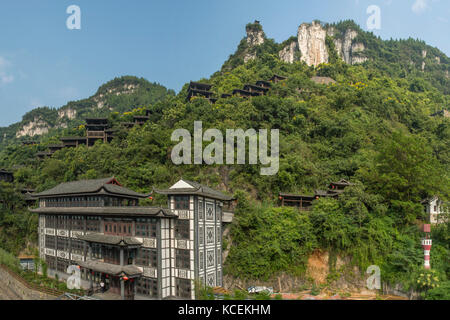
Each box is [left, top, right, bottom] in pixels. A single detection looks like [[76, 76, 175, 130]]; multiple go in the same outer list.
[[0, 266, 57, 300]]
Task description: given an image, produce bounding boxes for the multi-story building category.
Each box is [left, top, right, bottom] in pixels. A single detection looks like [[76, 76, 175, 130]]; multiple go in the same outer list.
[[31, 177, 233, 300], [421, 196, 449, 225]]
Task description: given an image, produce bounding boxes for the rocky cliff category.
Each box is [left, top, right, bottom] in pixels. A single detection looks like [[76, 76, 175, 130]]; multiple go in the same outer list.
[[244, 21, 266, 63], [278, 21, 368, 66], [297, 21, 330, 67]]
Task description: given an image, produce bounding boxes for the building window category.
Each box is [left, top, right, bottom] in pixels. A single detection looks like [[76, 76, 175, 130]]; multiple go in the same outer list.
[[71, 216, 84, 231], [71, 239, 84, 255], [137, 277, 158, 297], [175, 196, 190, 210], [91, 243, 102, 259], [103, 246, 120, 265], [199, 226, 204, 245], [207, 250, 214, 268], [176, 278, 191, 299], [86, 216, 100, 232], [176, 249, 190, 269], [216, 226, 221, 243], [57, 237, 69, 252], [57, 216, 68, 229], [56, 258, 69, 274], [206, 227, 214, 245], [206, 203, 214, 220], [216, 204, 221, 221], [45, 215, 56, 228], [105, 221, 133, 236], [45, 255, 56, 269], [135, 219, 157, 238], [217, 271, 222, 287], [45, 235, 56, 250], [199, 251, 204, 270], [217, 248, 221, 265], [198, 201, 204, 220], [175, 220, 190, 240], [136, 248, 157, 267]]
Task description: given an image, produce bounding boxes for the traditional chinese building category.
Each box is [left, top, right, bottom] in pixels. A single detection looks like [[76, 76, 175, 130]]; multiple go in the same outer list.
[[85, 118, 113, 146], [310, 76, 336, 85], [279, 179, 354, 210], [187, 82, 216, 103], [0, 169, 14, 183], [269, 74, 287, 83], [60, 137, 88, 148], [243, 84, 270, 96], [232, 89, 256, 98], [430, 109, 450, 118], [421, 196, 448, 225], [31, 177, 233, 300], [255, 80, 271, 89]]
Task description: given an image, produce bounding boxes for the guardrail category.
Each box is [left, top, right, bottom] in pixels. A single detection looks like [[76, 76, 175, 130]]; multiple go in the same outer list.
[[0, 264, 64, 297]]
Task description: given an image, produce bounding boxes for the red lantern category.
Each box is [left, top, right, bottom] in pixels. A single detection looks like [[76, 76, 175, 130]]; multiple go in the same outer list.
[[123, 276, 129, 281], [149, 196, 153, 201]]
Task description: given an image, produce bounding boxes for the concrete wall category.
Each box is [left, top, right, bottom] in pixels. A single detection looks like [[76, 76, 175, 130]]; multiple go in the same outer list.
[[0, 266, 56, 300]]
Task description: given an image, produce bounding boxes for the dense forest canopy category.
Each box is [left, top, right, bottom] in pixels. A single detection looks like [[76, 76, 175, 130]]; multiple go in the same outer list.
[[0, 20, 448, 299]]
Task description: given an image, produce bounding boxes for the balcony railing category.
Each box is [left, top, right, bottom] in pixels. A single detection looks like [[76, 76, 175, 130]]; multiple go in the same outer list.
[[87, 131, 105, 138]]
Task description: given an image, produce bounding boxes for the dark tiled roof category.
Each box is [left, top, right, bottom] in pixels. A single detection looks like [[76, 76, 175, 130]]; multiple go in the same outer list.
[[279, 193, 315, 200], [77, 260, 142, 277], [314, 190, 330, 197], [270, 74, 287, 81], [154, 180, 233, 201], [189, 81, 212, 91], [76, 233, 142, 246], [32, 177, 148, 198], [243, 84, 270, 92], [329, 179, 354, 187], [29, 206, 176, 218]]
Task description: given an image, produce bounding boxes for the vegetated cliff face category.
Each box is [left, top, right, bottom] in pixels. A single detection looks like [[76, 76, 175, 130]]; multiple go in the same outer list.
[[329, 27, 368, 65], [278, 21, 368, 66], [15, 118, 50, 138], [93, 83, 139, 109], [244, 23, 266, 63], [297, 21, 330, 67], [279, 40, 299, 64], [58, 108, 77, 120]]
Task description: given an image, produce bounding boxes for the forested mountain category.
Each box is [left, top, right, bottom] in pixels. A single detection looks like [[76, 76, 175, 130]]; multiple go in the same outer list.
[[0, 20, 449, 299], [0, 76, 175, 148]]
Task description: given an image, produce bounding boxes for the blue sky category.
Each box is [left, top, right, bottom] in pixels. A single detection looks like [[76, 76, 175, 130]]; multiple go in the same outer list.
[[0, 0, 449, 127]]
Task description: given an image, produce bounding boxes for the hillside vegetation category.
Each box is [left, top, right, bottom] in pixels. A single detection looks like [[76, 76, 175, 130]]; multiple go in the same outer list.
[[0, 20, 449, 299]]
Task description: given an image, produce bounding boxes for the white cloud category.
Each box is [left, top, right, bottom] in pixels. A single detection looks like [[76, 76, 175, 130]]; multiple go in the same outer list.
[[412, 0, 429, 14], [0, 56, 14, 85], [0, 72, 14, 85]]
